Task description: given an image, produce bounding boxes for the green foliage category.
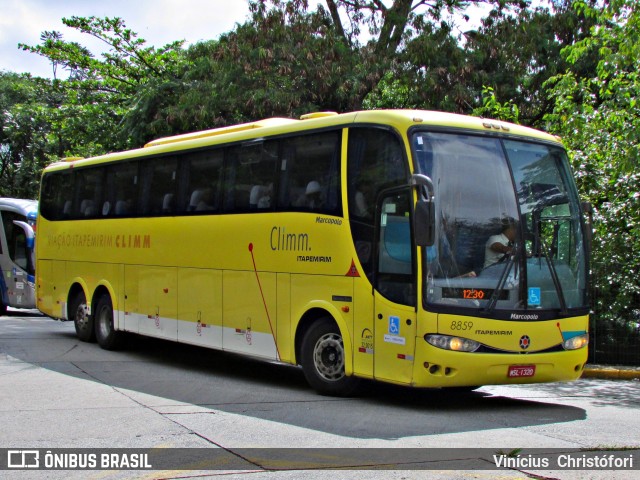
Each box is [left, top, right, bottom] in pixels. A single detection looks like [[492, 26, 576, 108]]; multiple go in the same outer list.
[[544, 0, 640, 332], [370, 18, 471, 112], [1, 16, 187, 198], [17, 16, 187, 150], [472, 86, 520, 123], [0, 73, 55, 198], [121, 2, 371, 145]]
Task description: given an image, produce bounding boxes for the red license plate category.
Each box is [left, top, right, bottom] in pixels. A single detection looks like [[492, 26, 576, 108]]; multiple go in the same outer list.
[[508, 365, 536, 378]]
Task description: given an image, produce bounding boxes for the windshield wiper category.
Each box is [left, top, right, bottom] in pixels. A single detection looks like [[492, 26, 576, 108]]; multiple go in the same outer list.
[[483, 245, 520, 314], [538, 235, 568, 314]]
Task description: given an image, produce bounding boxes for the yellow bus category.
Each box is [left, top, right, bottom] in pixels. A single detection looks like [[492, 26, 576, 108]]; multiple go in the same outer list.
[[36, 110, 590, 395]]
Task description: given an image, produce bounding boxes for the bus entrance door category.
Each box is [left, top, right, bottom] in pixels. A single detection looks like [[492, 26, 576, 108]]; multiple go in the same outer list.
[[373, 295, 416, 384], [373, 190, 417, 384]]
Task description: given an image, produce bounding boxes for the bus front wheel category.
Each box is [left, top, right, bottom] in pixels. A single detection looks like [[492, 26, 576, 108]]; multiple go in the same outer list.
[[94, 294, 123, 350], [71, 291, 94, 342], [300, 318, 360, 396]]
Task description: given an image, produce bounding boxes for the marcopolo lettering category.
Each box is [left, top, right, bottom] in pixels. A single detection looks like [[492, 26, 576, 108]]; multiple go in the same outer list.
[[510, 313, 540, 320], [315, 216, 342, 226]]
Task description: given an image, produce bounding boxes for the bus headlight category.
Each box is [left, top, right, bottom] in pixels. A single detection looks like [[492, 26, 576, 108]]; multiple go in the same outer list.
[[425, 334, 480, 352], [563, 333, 589, 350]]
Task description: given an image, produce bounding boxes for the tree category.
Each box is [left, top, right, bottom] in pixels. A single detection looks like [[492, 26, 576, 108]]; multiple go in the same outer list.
[[290, 0, 526, 109], [366, 1, 600, 121], [472, 85, 520, 122], [124, 0, 530, 141], [121, 3, 365, 144], [19, 16, 186, 150], [0, 73, 53, 197], [466, 0, 601, 125], [1, 17, 188, 197], [365, 18, 469, 111], [544, 0, 640, 361]]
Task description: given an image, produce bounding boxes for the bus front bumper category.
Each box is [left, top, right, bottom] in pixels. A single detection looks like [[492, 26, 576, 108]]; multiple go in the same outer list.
[[411, 343, 588, 388]]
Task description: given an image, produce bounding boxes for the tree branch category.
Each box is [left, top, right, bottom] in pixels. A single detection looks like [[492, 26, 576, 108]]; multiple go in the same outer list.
[[325, 0, 348, 44]]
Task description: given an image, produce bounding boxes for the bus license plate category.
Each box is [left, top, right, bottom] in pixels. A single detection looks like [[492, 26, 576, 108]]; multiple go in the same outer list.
[[508, 365, 536, 378]]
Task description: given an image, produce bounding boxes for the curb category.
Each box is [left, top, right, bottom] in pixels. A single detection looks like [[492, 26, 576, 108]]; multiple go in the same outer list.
[[582, 365, 640, 380]]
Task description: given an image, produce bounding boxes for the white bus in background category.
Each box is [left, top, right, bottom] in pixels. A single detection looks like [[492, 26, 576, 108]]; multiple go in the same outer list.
[[0, 198, 37, 314]]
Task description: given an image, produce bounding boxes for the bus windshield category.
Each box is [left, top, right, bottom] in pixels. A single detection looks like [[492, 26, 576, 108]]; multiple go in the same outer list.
[[413, 131, 588, 315]]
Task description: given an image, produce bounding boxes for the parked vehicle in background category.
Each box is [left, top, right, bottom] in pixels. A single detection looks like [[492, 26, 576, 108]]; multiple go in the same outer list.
[[0, 198, 37, 314]]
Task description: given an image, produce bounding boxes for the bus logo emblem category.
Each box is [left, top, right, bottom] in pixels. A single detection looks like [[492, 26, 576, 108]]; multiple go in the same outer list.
[[519, 335, 531, 350]]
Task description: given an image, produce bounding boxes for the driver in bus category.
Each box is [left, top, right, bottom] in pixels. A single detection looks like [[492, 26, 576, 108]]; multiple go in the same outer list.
[[484, 217, 517, 268]]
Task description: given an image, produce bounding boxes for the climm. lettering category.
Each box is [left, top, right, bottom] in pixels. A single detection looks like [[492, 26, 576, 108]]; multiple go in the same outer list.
[[270, 226, 311, 252], [115, 234, 151, 248]]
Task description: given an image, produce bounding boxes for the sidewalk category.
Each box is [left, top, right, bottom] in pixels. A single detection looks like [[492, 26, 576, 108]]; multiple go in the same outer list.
[[582, 364, 640, 380]]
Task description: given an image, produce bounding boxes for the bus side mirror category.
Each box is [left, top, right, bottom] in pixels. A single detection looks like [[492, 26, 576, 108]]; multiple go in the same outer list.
[[414, 200, 435, 247], [581, 201, 594, 252], [410, 174, 435, 247], [13, 221, 36, 272], [13, 220, 35, 249]]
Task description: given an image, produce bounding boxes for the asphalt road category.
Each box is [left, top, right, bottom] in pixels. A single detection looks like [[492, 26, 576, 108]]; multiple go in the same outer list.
[[1, 311, 639, 479]]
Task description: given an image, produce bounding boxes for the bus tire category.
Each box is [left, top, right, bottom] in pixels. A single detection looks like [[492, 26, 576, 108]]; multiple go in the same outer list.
[[71, 291, 94, 342], [300, 318, 360, 397], [94, 293, 123, 350]]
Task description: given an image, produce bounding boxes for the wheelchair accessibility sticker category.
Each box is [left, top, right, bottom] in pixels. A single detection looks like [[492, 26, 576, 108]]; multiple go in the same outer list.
[[388, 316, 400, 335], [384, 316, 406, 346], [528, 287, 541, 306]]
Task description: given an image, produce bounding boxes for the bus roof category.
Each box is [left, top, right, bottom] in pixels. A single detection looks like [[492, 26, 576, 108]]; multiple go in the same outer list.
[[44, 110, 563, 172]]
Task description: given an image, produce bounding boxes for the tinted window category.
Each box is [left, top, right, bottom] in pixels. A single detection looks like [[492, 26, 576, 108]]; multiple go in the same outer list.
[[73, 168, 104, 218], [278, 131, 342, 216], [139, 157, 178, 216], [40, 128, 344, 220], [103, 162, 139, 217], [348, 128, 407, 223], [40, 171, 74, 220], [347, 127, 408, 280], [182, 149, 224, 214], [224, 141, 278, 213]]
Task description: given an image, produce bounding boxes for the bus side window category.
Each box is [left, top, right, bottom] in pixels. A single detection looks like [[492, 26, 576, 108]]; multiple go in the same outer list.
[[182, 149, 224, 214], [139, 156, 178, 216], [225, 141, 278, 213], [73, 168, 104, 219], [347, 127, 409, 281], [41, 171, 74, 221], [104, 162, 139, 217], [348, 128, 407, 223], [277, 131, 342, 215]]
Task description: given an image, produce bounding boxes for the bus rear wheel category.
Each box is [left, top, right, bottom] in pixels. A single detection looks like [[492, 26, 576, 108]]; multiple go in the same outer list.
[[71, 291, 94, 342], [300, 318, 360, 396], [94, 294, 123, 350]]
